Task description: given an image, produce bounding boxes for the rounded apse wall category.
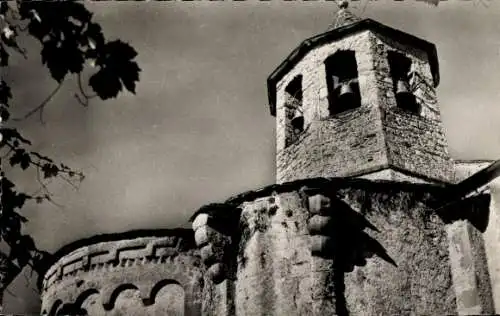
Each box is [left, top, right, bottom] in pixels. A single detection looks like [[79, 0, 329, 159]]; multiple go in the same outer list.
[[40, 229, 203, 316]]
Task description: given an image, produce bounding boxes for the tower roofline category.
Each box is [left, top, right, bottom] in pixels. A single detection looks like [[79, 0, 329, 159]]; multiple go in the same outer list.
[[267, 18, 440, 116]]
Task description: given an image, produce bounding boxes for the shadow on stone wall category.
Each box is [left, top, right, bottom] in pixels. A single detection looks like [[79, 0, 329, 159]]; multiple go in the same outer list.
[[437, 193, 491, 233], [310, 197, 398, 316]]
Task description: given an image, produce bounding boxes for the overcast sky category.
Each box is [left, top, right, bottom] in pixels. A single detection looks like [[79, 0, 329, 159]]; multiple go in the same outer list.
[[4, 0, 500, 312]]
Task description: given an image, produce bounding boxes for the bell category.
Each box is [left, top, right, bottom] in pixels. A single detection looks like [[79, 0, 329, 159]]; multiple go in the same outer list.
[[339, 82, 354, 97], [338, 82, 355, 108], [396, 79, 411, 95], [395, 79, 418, 112], [291, 110, 304, 131]]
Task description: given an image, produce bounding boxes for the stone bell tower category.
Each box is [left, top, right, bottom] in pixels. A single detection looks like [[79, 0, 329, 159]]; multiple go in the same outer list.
[[267, 1, 454, 184]]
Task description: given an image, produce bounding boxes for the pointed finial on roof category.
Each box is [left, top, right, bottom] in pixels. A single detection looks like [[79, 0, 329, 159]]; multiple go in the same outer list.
[[327, 0, 361, 31]]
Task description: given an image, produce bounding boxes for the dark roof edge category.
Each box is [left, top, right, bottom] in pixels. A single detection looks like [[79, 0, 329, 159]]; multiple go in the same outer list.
[[190, 176, 449, 221], [267, 19, 440, 116], [454, 159, 495, 164], [51, 228, 194, 262], [452, 159, 500, 197]]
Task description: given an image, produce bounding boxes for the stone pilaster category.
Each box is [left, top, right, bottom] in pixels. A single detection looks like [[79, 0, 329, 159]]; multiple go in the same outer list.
[[446, 219, 484, 315], [484, 184, 500, 313]]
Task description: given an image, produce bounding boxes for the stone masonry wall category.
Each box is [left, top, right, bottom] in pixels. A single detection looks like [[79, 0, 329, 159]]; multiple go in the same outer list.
[[383, 108, 452, 182], [277, 107, 388, 183], [276, 31, 388, 183], [191, 179, 486, 315], [235, 192, 312, 315], [275, 29, 454, 184], [41, 234, 204, 316], [341, 186, 456, 315], [370, 32, 454, 183]]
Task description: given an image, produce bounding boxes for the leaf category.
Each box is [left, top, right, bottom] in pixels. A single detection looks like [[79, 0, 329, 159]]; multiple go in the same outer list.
[[41, 163, 59, 179], [19, 235, 35, 250], [0, 80, 11, 104], [41, 40, 68, 82], [1, 188, 30, 211], [89, 40, 140, 98], [9, 149, 31, 170], [84, 22, 105, 49], [89, 67, 123, 100], [0, 44, 9, 67], [0, 106, 10, 121], [0, 128, 32, 146]]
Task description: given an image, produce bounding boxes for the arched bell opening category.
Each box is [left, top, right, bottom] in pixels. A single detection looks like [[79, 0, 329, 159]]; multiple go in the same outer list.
[[388, 51, 420, 114], [325, 50, 361, 115]]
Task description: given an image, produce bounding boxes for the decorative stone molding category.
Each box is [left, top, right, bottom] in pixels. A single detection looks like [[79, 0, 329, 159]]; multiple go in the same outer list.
[[41, 232, 203, 315], [43, 235, 191, 292]]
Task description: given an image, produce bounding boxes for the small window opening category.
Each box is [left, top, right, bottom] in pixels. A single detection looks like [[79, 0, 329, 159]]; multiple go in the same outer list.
[[388, 51, 419, 114], [325, 50, 361, 115], [285, 75, 304, 147]]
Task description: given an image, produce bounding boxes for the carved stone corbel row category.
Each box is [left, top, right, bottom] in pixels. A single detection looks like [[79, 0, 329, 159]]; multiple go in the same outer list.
[[192, 211, 238, 284], [304, 191, 336, 258]]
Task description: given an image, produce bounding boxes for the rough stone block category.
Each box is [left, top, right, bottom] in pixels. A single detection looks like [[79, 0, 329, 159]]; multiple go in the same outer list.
[[307, 214, 334, 235], [194, 225, 226, 247], [192, 213, 210, 231], [310, 235, 335, 257], [208, 263, 226, 283], [200, 243, 225, 265], [308, 194, 331, 214]]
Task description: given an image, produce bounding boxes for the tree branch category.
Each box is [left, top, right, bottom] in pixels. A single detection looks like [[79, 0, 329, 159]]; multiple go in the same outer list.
[[74, 72, 97, 107], [12, 81, 64, 124]]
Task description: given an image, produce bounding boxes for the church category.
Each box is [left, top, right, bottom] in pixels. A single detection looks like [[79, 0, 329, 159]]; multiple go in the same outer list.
[[40, 2, 500, 315]]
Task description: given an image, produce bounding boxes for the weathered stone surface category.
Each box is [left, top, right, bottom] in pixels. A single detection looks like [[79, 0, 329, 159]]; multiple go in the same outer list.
[[274, 29, 453, 184], [40, 232, 203, 315], [207, 263, 226, 283], [446, 220, 483, 315], [235, 192, 312, 316], [310, 235, 335, 256], [194, 226, 218, 247], [307, 194, 332, 215], [342, 187, 456, 316], [307, 214, 334, 234], [485, 179, 500, 312], [200, 244, 225, 265], [192, 214, 210, 231], [232, 183, 467, 315]]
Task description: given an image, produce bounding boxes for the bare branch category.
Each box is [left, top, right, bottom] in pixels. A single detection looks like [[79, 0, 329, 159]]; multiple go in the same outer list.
[[74, 72, 97, 107], [34, 166, 65, 210], [12, 81, 64, 123]]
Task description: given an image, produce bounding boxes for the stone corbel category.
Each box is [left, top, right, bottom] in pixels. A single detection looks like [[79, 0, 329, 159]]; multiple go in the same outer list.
[[192, 207, 240, 284], [301, 188, 340, 315], [302, 188, 337, 258]]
